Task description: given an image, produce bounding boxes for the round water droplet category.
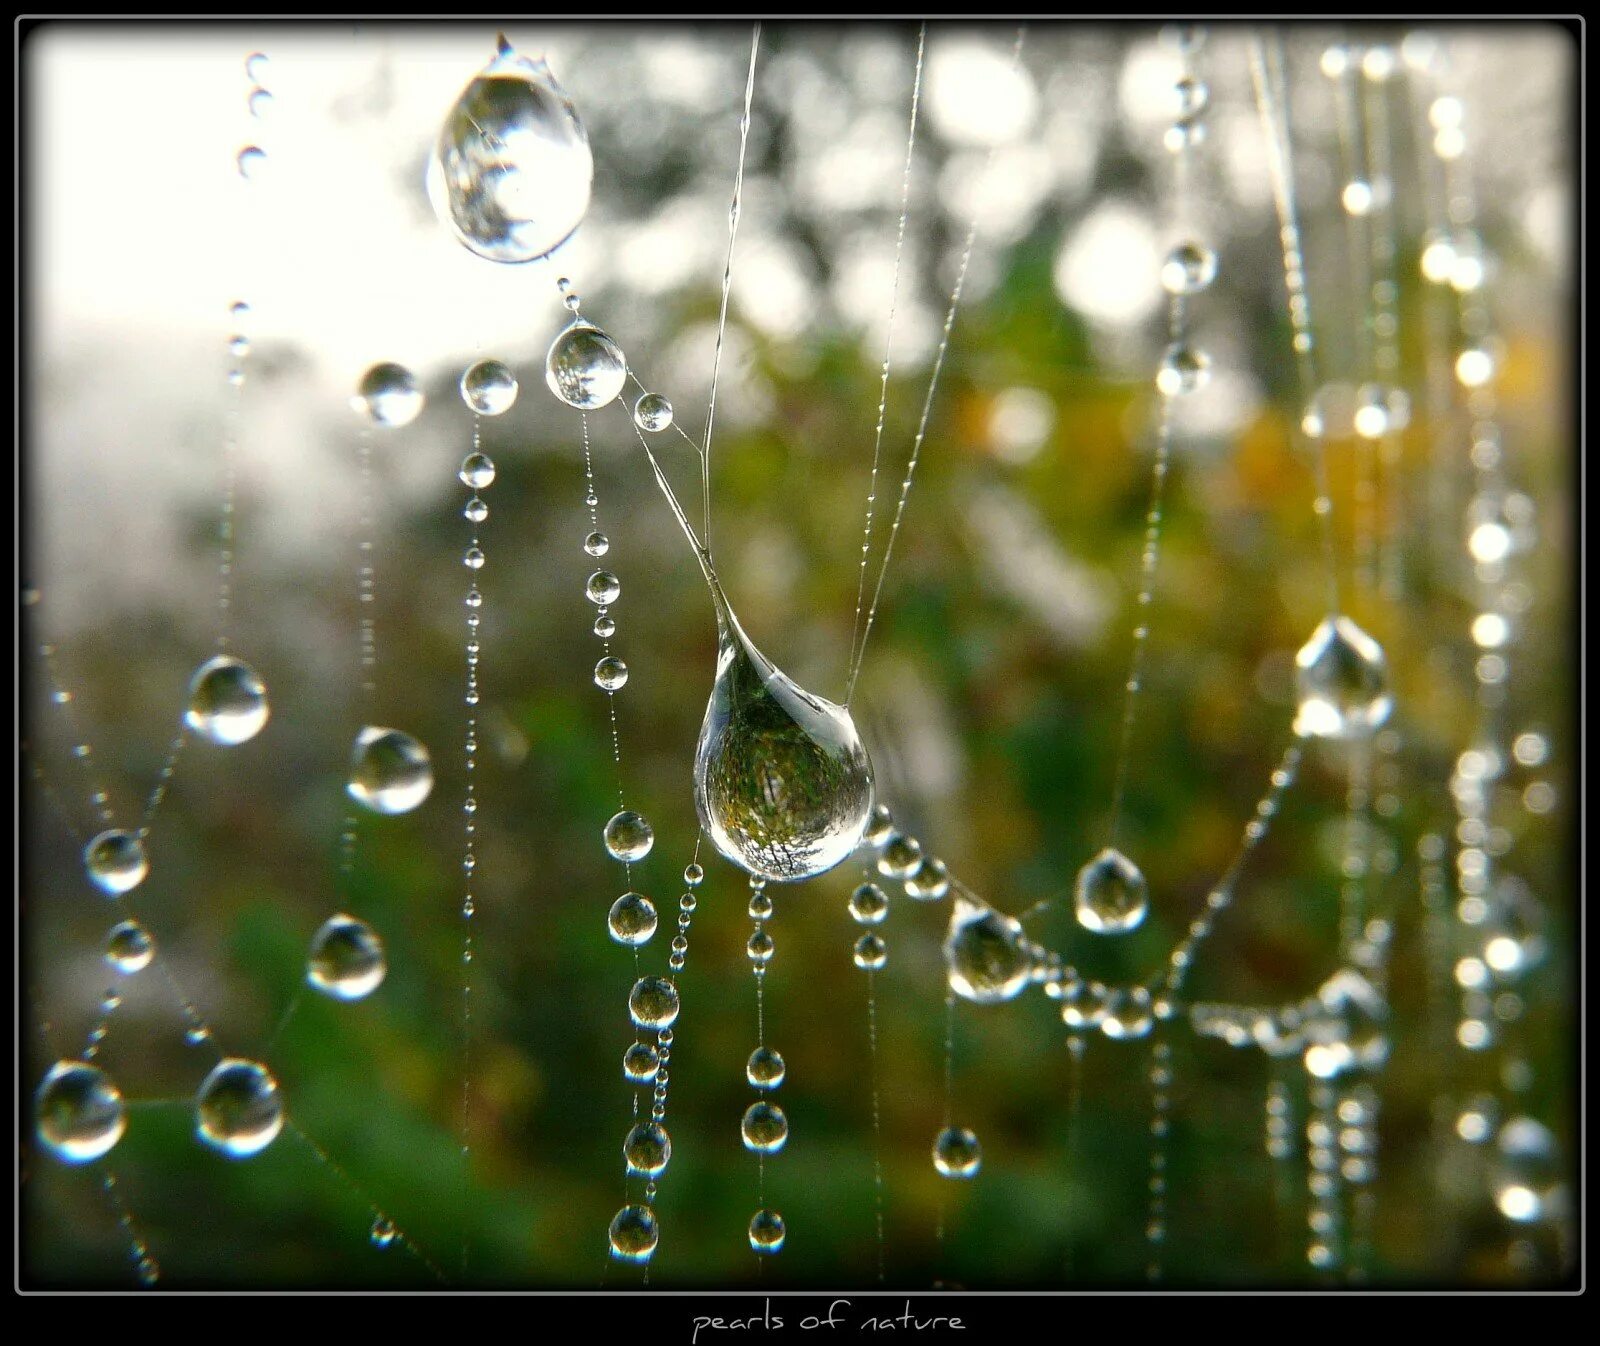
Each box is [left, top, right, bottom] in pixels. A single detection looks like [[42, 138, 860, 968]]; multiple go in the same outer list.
[[1161, 241, 1218, 295], [604, 809, 654, 862], [944, 897, 1032, 1005], [876, 833, 923, 880], [307, 914, 387, 1001], [747, 928, 775, 964], [1174, 77, 1209, 118], [904, 856, 951, 901], [623, 1120, 671, 1176], [741, 1101, 789, 1154], [1075, 848, 1149, 935], [460, 359, 518, 416], [1156, 343, 1210, 397], [633, 392, 674, 433], [853, 932, 888, 971], [583, 531, 610, 557], [628, 975, 679, 1030], [428, 40, 594, 263], [683, 863, 704, 887], [748, 1208, 787, 1254], [1164, 117, 1205, 153], [84, 830, 149, 896], [195, 1058, 284, 1158], [236, 146, 267, 180], [355, 363, 424, 428], [370, 1217, 399, 1248], [545, 320, 627, 409], [848, 882, 889, 926], [932, 1126, 982, 1179], [1294, 617, 1392, 740], [36, 1061, 125, 1163], [185, 655, 270, 745], [248, 86, 273, 119], [746, 1046, 786, 1090], [464, 496, 489, 523], [623, 1041, 661, 1083], [464, 547, 486, 571], [1492, 1118, 1565, 1224], [863, 804, 895, 848], [594, 656, 629, 691], [459, 452, 496, 489], [1100, 985, 1156, 1040], [244, 51, 269, 81], [593, 615, 616, 638], [608, 1204, 659, 1262], [748, 891, 774, 921], [105, 919, 154, 974], [586, 570, 621, 605], [607, 892, 657, 947], [347, 727, 433, 814]]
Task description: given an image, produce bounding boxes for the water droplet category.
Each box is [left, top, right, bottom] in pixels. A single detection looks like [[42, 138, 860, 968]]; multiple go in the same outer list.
[[853, 932, 888, 971], [628, 975, 679, 1030], [1353, 384, 1389, 439], [608, 892, 657, 947], [876, 832, 923, 880], [1163, 117, 1205, 153], [904, 856, 951, 901], [586, 571, 621, 605], [1100, 985, 1156, 1040], [460, 359, 518, 416], [583, 531, 610, 557], [594, 656, 629, 691], [683, 863, 704, 887], [105, 920, 154, 974], [35, 1061, 125, 1163], [236, 146, 267, 180], [137, 1255, 160, 1286], [1294, 617, 1392, 740], [749, 1208, 787, 1254], [741, 1101, 789, 1154], [354, 363, 424, 428], [1161, 241, 1218, 295], [1156, 343, 1210, 397], [608, 1204, 659, 1262], [1492, 1118, 1565, 1223], [623, 1041, 661, 1083], [464, 547, 486, 571], [348, 727, 433, 814], [465, 496, 489, 523], [944, 897, 1032, 1005], [932, 1126, 982, 1179], [459, 452, 496, 489], [244, 52, 269, 81], [370, 1216, 399, 1248], [623, 1120, 671, 1176], [545, 320, 627, 409], [746, 1046, 786, 1090], [185, 655, 270, 745], [1303, 970, 1390, 1079], [633, 392, 674, 433], [307, 914, 387, 1001], [465, 587, 483, 609], [1420, 229, 1457, 285], [428, 40, 593, 263], [593, 615, 616, 638], [748, 890, 774, 920], [848, 882, 889, 926], [195, 1059, 284, 1158], [604, 809, 654, 862], [862, 804, 895, 848], [694, 575, 874, 883], [228, 334, 251, 359], [247, 86, 273, 119], [1075, 848, 1149, 935], [84, 830, 149, 896]]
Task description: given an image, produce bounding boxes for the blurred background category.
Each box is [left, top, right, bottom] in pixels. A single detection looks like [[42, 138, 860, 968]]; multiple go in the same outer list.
[[21, 21, 1575, 1288]]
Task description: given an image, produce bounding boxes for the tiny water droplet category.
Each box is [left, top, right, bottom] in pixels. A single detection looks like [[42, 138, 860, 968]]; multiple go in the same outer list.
[[459, 452, 496, 488], [604, 809, 654, 862]]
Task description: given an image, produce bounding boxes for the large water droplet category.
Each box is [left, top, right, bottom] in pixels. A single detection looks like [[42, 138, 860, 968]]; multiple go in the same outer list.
[[545, 320, 627, 409], [355, 363, 424, 428], [741, 1101, 789, 1154], [634, 392, 673, 432], [877, 833, 923, 880], [307, 914, 387, 1001], [623, 1041, 661, 1083], [746, 1046, 786, 1090], [932, 1125, 982, 1179], [594, 656, 629, 691], [944, 896, 1032, 1005], [460, 359, 518, 415], [1074, 848, 1149, 934], [185, 655, 270, 745], [608, 892, 658, 946], [604, 810, 654, 862], [748, 1209, 786, 1253], [1294, 617, 1392, 740], [608, 1204, 659, 1262], [853, 933, 887, 970], [848, 882, 889, 926], [459, 452, 496, 489], [428, 38, 593, 263], [36, 1061, 125, 1163], [586, 570, 621, 605], [904, 856, 950, 900], [348, 727, 434, 814], [105, 919, 154, 974], [623, 1120, 671, 1176], [195, 1059, 284, 1158], [628, 975, 679, 1030], [1491, 1117, 1566, 1224], [84, 830, 149, 896]]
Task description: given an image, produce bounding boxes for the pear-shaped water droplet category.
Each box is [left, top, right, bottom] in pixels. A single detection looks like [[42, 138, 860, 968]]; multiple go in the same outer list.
[[932, 1125, 982, 1179], [1161, 241, 1218, 295], [460, 359, 518, 415], [608, 892, 657, 947], [748, 1209, 787, 1253], [862, 804, 895, 848], [84, 830, 149, 896], [307, 914, 387, 1001], [595, 656, 629, 691], [604, 809, 654, 862], [608, 1204, 659, 1262], [428, 40, 593, 263], [355, 363, 424, 428], [623, 1120, 672, 1176], [628, 975, 679, 1030], [459, 452, 496, 488], [36, 1061, 126, 1163], [944, 897, 1032, 1005], [106, 919, 154, 974], [545, 320, 627, 409], [848, 882, 889, 926], [741, 1101, 789, 1154], [195, 1058, 284, 1158], [1294, 617, 1392, 740], [746, 1046, 786, 1090], [185, 655, 270, 745], [634, 392, 674, 432], [348, 727, 434, 813], [1075, 848, 1149, 934]]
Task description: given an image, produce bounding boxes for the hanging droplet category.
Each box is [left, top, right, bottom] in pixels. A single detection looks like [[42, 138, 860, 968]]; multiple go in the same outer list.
[[683, 863, 705, 888], [244, 51, 269, 81], [236, 145, 267, 180], [862, 804, 895, 848], [876, 832, 922, 880], [35, 1061, 126, 1163], [1419, 228, 1457, 285], [746, 928, 775, 964], [1156, 343, 1210, 397], [370, 1217, 399, 1248], [307, 914, 387, 1001], [84, 830, 149, 896], [464, 496, 489, 524], [748, 1209, 787, 1254], [185, 655, 270, 745], [1303, 969, 1390, 1079], [586, 570, 621, 605], [195, 1058, 284, 1158], [1353, 384, 1390, 439], [628, 975, 680, 1030], [348, 727, 434, 814], [1294, 617, 1392, 740], [1491, 1118, 1566, 1224], [459, 452, 496, 489], [1100, 985, 1156, 1040], [853, 933, 888, 971], [583, 531, 610, 557], [1075, 848, 1149, 935], [904, 856, 951, 901], [848, 882, 889, 926], [428, 38, 593, 263], [1173, 76, 1209, 119], [607, 892, 658, 947], [633, 392, 674, 433], [623, 1120, 672, 1176], [604, 809, 654, 862], [593, 615, 616, 638], [608, 1204, 659, 1262], [105, 919, 154, 974], [248, 86, 273, 119], [741, 1101, 789, 1154], [623, 1041, 661, 1083], [1163, 117, 1205, 153], [746, 1046, 786, 1090], [545, 320, 627, 410], [459, 359, 519, 416], [594, 656, 629, 691], [1161, 241, 1218, 295], [355, 363, 424, 428], [932, 1126, 982, 1179], [1058, 977, 1106, 1031], [944, 897, 1032, 1005], [464, 547, 486, 571]]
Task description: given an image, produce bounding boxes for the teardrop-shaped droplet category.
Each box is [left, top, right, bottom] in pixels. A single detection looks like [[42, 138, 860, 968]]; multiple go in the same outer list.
[[1294, 617, 1392, 740], [36, 1061, 126, 1163], [460, 359, 518, 415], [185, 655, 270, 745], [633, 392, 673, 432], [1074, 847, 1149, 935], [748, 1208, 787, 1253], [862, 804, 895, 848], [944, 896, 1031, 1005], [623, 1120, 672, 1176], [628, 975, 679, 1030], [932, 1125, 982, 1179], [307, 914, 387, 1001], [604, 809, 654, 862], [741, 1101, 789, 1154], [607, 892, 657, 947], [84, 830, 148, 896], [348, 727, 434, 814], [355, 363, 424, 428], [746, 1046, 786, 1090], [608, 1204, 659, 1262], [105, 919, 154, 974], [195, 1058, 284, 1158], [545, 320, 627, 409], [428, 40, 593, 263]]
